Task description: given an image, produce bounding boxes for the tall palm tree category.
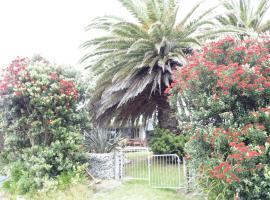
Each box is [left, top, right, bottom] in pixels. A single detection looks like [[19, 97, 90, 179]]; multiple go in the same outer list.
[[217, 0, 270, 33], [81, 0, 233, 132]]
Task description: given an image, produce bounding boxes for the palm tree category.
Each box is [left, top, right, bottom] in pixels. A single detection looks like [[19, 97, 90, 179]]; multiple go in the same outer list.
[[217, 0, 270, 33], [81, 0, 233, 132]]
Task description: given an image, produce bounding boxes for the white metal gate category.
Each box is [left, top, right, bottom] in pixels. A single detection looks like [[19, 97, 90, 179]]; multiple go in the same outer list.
[[149, 154, 182, 189], [121, 147, 150, 180], [121, 147, 185, 189]]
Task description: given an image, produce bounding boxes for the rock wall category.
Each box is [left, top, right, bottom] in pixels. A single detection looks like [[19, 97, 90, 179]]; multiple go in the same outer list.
[[88, 151, 122, 180]]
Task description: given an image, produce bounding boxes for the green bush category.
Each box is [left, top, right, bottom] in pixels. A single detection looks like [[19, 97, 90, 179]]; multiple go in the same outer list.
[[149, 127, 188, 159], [84, 128, 123, 153], [167, 36, 270, 199], [0, 57, 89, 195]]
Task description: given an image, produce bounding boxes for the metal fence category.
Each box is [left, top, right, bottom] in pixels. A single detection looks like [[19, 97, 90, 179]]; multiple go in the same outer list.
[[120, 147, 187, 190], [149, 154, 183, 189], [121, 147, 150, 180]]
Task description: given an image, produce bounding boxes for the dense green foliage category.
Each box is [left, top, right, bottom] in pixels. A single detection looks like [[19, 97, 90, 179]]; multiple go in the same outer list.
[[149, 127, 188, 158], [167, 35, 270, 199], [0, 57, 88, 194]]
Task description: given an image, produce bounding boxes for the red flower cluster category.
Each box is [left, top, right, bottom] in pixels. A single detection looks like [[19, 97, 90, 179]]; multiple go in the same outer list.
[[167, 36, 270, 101], [229, 142, 262, 159], [210, 161, 241, 183], [194, 125, 265, 185], [60, 79, 78, 100], [1, 57, 80, 105], [0, 57, 28, 94], [50, 72, 58, 80], [208, 127, 241, 148]]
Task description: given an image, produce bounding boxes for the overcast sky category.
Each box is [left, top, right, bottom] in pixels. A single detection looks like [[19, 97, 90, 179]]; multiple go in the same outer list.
[[0, 0, 223, 68]]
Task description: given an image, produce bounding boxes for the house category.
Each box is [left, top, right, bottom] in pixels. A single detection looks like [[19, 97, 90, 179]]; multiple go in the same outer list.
[[112, 119, 154, 147]]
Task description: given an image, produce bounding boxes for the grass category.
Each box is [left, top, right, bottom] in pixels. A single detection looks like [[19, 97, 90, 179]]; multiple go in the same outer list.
[[124, 151, 185, 188], [93, 180, 200, 200], [5, 180, 202, 200], [1, 182, 94, 200], [34, 183, 94, 200]]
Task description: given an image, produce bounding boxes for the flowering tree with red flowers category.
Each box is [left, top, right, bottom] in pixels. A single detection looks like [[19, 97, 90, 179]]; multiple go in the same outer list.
[[166, 35, 270, 199], [0, 57, 88, 194]]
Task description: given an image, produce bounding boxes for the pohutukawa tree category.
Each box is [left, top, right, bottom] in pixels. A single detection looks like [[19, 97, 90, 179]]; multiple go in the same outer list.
[[217, 0, 270, 33], [82, 0, 232, 132], [0, 57, 88, 193], [166, 35, 270, 199]]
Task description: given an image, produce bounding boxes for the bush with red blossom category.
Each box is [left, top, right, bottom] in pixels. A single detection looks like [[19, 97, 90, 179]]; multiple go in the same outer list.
[[167, 35, 270, 199], [0, 57, 89, 194]]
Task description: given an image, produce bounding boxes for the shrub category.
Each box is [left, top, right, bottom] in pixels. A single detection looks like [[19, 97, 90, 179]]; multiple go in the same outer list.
[[84, 128, 123, 153], [166, 35, 270, 199], [0, 57, 89, 194], [149, 127, 188, 159]]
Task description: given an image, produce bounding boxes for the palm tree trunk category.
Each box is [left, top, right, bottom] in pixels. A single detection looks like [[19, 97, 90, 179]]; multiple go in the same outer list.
[[156, 95, 179, 133]]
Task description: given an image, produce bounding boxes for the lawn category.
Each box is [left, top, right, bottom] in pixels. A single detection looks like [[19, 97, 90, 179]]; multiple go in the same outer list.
[[30, 180, 202, 200], [124, 150, 185, 188], [93, 180, 201, 200]]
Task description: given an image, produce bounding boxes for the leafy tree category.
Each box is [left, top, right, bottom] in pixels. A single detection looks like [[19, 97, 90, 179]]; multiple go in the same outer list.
[[82, 0, 230, 132], [0, 57, 88, 194], [167, 35, 270, 199], [217, 0, 270, 33]]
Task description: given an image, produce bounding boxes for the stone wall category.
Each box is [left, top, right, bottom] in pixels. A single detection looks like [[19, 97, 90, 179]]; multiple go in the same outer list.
[[88, 151, 122, 180]]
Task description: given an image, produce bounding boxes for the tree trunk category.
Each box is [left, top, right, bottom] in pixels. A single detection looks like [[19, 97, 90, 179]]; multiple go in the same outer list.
[[156, 95, 179, 133]]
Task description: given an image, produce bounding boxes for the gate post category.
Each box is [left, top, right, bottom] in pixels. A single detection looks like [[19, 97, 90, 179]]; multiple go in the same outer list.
[[177, 155, 181, 189], [183, 157, 190, 193], [114, 147, 123, 180], [148, 151, 151, 185], [120, 149, 123, 179]]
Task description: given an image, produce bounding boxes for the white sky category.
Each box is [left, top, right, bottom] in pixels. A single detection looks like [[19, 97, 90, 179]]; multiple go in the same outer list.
[[0, 0, 126, 68], [0, 0, 222, 69]]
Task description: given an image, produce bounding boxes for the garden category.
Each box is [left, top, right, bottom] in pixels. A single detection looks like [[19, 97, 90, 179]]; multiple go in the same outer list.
[[1, 0, 270, 199]]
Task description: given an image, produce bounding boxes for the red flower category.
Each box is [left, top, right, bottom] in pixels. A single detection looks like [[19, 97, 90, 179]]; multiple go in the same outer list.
[[15, 91, 22, 96], [226, 178, 233, 184], [50, 72, 58, 80], [246, 151, 261, 158], [230, 173, 240, 183], [263, 82, 270, 87], [228, 153, 243, 160]]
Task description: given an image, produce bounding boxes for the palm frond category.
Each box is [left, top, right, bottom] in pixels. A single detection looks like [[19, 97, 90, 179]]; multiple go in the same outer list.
[[111, 21, 149, 39], [177, 0, 205, 27], [86, 15, 125, 31], [218, 0, 270, 32], [197, 27, 243, 39], [82, 0, 234, 126], [260, 19, 270, 32], [118, 0, 149, 24]]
